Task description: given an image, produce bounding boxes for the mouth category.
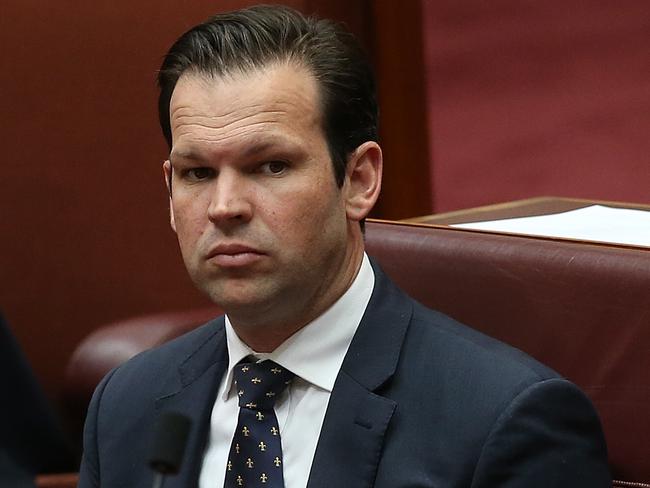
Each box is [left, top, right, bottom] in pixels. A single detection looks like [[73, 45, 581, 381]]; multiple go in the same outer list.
[[205, 243, 265, 268]]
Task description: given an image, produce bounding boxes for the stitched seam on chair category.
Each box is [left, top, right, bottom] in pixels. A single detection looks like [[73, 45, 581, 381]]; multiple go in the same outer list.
[[613, 480, 650, 487]]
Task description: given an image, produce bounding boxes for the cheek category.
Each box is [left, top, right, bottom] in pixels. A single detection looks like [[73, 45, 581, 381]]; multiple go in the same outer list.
[[171, 200, 207, 252], [270, 185, 346, 248]]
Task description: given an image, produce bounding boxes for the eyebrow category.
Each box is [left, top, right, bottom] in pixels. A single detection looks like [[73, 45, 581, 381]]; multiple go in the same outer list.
[[170, 138, 295, 164], [168, 150, 204, 163]]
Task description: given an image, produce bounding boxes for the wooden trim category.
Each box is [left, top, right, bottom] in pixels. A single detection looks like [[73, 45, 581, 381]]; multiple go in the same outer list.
[[407, 196, 650, 224], [35, 473, 79, 488]]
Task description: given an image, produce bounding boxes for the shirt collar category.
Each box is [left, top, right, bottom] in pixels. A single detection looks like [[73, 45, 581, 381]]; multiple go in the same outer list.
[[221, 253, 375, 399]]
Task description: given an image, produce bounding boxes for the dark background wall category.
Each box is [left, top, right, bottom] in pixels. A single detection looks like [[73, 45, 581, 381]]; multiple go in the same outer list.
[[1, 0, 647, 444]]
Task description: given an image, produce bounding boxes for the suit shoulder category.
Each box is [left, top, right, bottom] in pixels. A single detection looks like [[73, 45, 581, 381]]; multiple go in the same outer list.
[[95, 316, 225, 401], [368, 261, 558, 384], [405, 300, 560, 386], [119, 316, 223, 371], [386, 300, 584, 457]]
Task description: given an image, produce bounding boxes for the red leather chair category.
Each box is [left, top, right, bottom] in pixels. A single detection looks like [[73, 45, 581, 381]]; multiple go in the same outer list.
[[54, 219, 650, 487]]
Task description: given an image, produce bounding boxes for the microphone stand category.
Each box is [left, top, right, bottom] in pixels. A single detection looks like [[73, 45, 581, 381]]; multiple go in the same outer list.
[[148, 412, 192, 488], [152, 472, 164, 488]]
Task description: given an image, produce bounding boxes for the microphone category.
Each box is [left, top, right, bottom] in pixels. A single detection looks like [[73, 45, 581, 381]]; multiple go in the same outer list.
[[148, 412, 192, 488]]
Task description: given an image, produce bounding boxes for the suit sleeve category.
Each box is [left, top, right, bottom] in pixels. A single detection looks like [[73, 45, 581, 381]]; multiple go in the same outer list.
[[471, 378, 611, 487], [77, 368, 118, 488]]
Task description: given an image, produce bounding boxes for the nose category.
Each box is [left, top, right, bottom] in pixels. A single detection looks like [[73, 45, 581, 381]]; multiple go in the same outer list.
[[207, 169, 253, 226]]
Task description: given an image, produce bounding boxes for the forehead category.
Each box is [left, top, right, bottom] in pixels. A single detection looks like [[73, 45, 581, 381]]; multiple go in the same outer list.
[[169, 64, 323, 154]]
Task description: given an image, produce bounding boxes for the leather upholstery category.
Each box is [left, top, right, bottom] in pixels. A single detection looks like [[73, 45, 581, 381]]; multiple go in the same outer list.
[[59, 220, 650, 487]]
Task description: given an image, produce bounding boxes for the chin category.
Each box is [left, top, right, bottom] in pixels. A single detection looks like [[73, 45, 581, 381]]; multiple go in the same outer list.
[[203, 285, 272, 313], [195, 273, 292, 315]]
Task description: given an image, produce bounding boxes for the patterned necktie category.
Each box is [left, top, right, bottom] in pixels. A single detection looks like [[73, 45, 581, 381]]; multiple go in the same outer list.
[[224, 360, 294, 488]]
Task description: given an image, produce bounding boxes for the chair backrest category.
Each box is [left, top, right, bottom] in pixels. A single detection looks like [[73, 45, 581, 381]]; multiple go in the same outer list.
[[64, 220, 650, 485], [365, 220, 650, 486]]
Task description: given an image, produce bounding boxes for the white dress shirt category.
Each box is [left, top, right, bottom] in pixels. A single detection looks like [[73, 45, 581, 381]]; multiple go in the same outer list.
[[198, 254, 374, 488]]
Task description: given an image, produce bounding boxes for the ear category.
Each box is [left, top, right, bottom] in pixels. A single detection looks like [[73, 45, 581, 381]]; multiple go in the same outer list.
[[162, 160, 177, 233], [344, 141, 383, 221]]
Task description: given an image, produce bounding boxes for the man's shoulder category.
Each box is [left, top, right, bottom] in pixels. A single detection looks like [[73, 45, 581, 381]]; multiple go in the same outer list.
[[96, 315, 226, 402], [121, 315, 225, 372], [407, 300, 559, 383], [79, 315, 227, 488], [368, 261, 558, 385], [383, 296, 577, 445]]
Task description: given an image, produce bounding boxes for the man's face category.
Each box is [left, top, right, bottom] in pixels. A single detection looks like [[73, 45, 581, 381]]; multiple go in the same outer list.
[[164, 64, 366, 338]]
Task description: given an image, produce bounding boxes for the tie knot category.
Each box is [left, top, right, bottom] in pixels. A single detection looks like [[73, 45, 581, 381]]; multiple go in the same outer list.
[[233, 360, 294, 410]]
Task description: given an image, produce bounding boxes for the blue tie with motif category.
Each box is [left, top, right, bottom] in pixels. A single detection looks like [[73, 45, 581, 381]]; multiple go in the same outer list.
[[224, 360, 294, 488]]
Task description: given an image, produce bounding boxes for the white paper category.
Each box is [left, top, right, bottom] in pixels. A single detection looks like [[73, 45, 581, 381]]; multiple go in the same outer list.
[[451, 205, 650, 247]]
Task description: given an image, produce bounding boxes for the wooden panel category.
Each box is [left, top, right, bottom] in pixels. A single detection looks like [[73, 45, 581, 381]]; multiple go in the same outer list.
[[370, 0, 433, 219]]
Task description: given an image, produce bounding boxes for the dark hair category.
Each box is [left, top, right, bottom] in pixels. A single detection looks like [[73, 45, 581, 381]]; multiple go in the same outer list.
[[157, 5, 378, 187]]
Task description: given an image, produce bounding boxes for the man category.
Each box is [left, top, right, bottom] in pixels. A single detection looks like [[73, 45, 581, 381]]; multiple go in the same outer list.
[[78, 5, 610, 487]]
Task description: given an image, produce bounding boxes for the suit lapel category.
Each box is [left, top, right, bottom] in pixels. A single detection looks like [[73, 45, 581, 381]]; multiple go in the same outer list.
[[154, 318, 228, 488], [307, 263, 413, 488]]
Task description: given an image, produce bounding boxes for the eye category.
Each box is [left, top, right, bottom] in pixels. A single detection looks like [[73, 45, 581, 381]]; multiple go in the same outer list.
[[260, 160, 288, 175], [183, 167, 215, 181]]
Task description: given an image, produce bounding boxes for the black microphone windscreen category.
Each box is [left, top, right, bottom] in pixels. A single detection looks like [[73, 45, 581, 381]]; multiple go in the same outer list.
[[148, 411, 192, 475]]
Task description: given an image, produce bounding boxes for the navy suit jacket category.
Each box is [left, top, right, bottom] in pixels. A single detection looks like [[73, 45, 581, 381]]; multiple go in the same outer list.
[[78, 263, 611, 487]]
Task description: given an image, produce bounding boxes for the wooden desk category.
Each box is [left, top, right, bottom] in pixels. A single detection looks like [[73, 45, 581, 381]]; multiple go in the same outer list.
[[406, 196, 650, 226]]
